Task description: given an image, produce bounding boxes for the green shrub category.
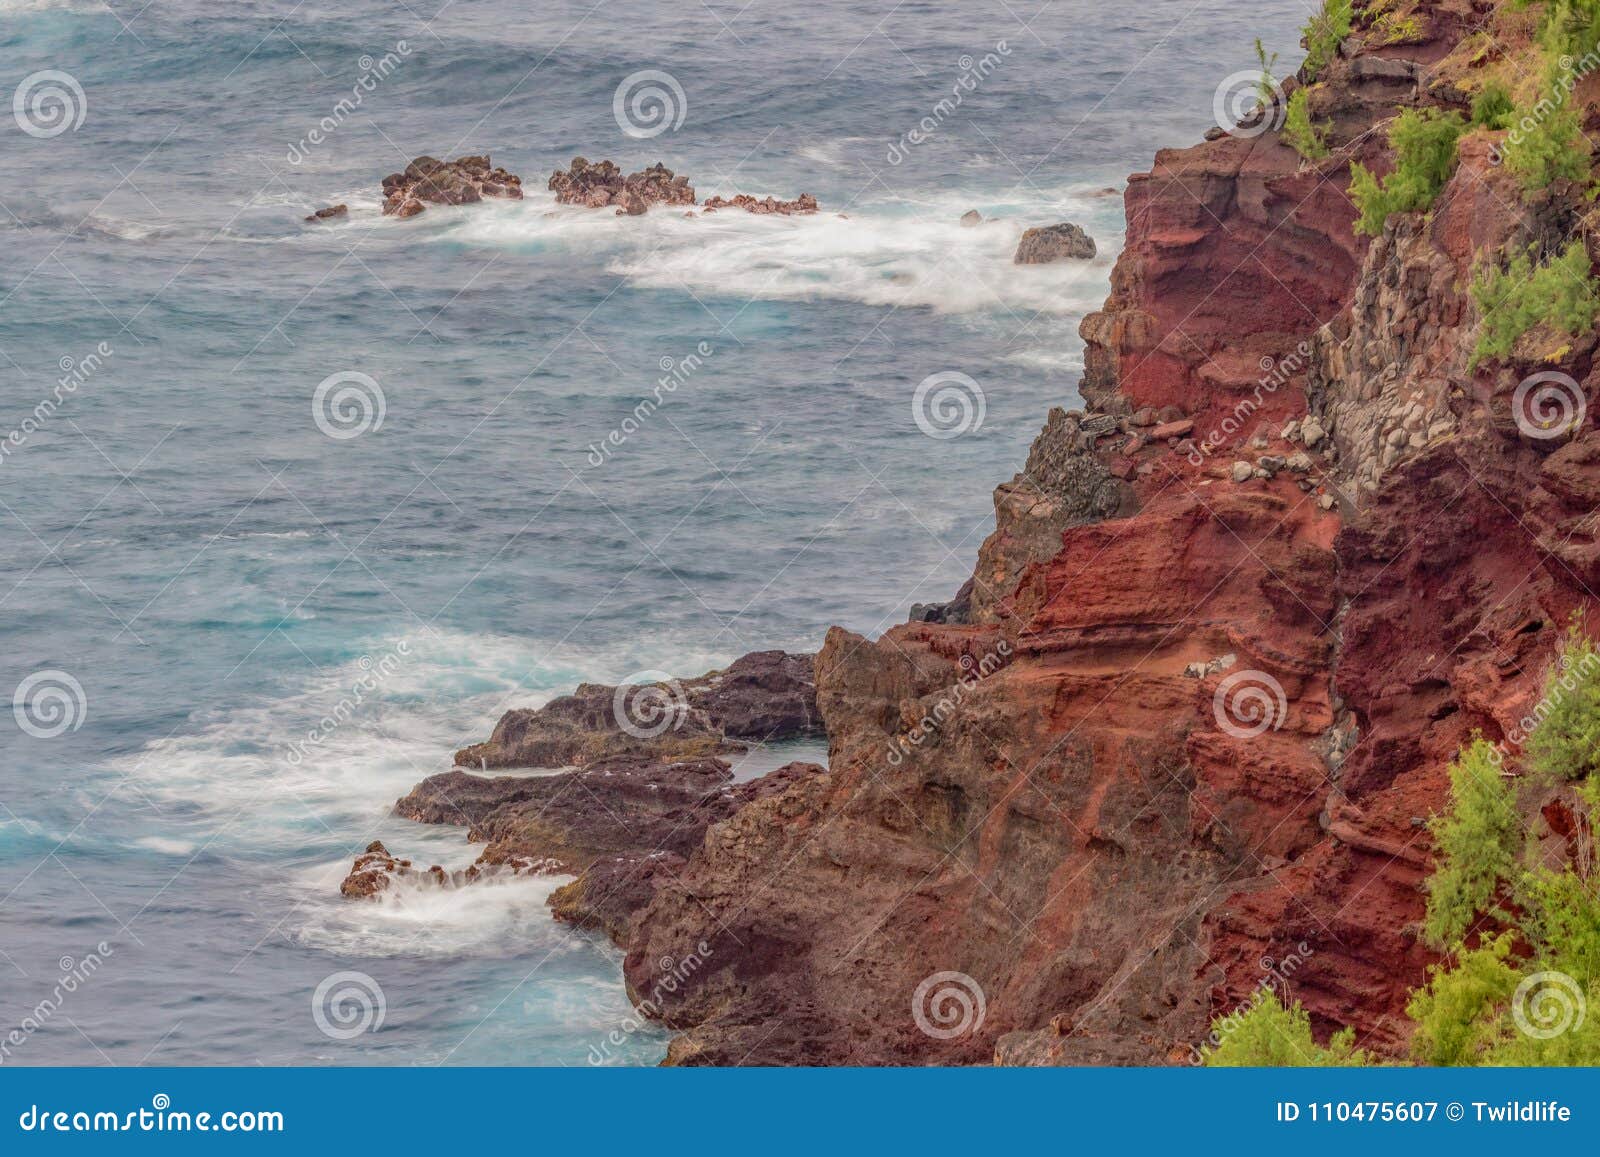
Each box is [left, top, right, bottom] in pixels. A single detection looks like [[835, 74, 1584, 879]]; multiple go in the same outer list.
[[1302, 0, 1354, 81], [1350, 109, 1465, 235], [1201, 990, 1367, 1066], [1283, 88, 1329, 159], [1406, 935, 1521, 1065], [1525, 0, 1600, 59], [1520, 865, 1600, 982], [1501, 100, 1590, 190], [1524, 624, 1600, 782], [1469, 240, 1600, 367], [1423, 738, 1522, 949], [1471, 81, 1515, 130]]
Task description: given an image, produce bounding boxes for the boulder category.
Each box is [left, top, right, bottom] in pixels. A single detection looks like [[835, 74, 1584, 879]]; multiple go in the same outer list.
[[1013, 222, 1097, 264], [380, 154, 523, 219]]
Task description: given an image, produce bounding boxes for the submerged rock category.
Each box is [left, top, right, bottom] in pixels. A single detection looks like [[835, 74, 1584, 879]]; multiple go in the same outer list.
[[700, 192, 819, 216], [304, 204, 347, 223]]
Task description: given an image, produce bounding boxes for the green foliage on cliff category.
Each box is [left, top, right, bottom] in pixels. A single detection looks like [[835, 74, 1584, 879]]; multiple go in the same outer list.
[[1470, 81, 1515, 130], [1525, 626, 1600, 781], [1404, 626, 1600, 1067], [1283, 88, 1329, 160], [1501, 100, 1589, 190], [1301, 0, 1353, 81], [1493, 7, 1595, 190], [1200, 991, 1367, 1066], [1349, 109, 1465, 235], [1469, 240, 1600, 366], [1525, 0, 1600, 59], [1423, 738, 1521, 949], [1406, 935, 1522, 1065]]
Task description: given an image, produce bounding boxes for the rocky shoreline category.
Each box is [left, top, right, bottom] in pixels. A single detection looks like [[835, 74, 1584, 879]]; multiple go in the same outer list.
[[361, 0, 1600, 1066]]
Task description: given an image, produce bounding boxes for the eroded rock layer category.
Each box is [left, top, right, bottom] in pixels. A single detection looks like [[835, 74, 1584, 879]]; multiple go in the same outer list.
[[618, 0, 1600, 1065]]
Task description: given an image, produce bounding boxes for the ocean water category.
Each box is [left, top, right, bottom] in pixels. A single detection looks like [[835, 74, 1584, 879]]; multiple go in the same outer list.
[[0, 0, 1311, 1065]]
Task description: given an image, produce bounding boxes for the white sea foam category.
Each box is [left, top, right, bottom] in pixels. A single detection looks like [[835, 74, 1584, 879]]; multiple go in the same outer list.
[[432, 188, 1120, 316], [103, 628, 749, 948], [290, 859, 577, 959]]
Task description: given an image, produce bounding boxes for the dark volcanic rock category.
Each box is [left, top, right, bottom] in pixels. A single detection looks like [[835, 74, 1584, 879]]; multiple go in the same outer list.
[[687, 650, 818, 740], [547, 158, 695, 212], [304, 204, 347, 223], [700, 192, 819, 216], [455, 651, 818, 770], [380, 154, 523, 219], [550, 759, 825, 945], [399, 755, 739, 869], [1013, 222, 1097, 263], [390, 754, 826, 940]]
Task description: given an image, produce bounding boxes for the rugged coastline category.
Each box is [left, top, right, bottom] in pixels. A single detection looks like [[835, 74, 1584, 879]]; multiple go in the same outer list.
[[367, 0, 1600, 1065]]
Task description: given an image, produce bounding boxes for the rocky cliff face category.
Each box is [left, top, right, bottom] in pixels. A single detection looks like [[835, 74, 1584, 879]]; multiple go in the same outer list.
[[623, 0, 1600, 1064]]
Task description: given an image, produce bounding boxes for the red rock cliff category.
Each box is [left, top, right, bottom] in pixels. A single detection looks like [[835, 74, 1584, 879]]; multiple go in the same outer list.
[[624, 0, 1600, 1064]]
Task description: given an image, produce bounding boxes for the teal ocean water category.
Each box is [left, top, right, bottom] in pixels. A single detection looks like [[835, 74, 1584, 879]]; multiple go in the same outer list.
[[0, 0, 1309, 1064]]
